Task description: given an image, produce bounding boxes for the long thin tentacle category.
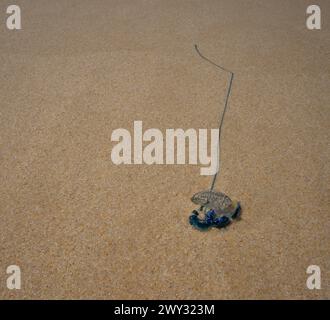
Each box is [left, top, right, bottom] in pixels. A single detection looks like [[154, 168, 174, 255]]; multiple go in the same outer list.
[[194, 45, 234, 193]]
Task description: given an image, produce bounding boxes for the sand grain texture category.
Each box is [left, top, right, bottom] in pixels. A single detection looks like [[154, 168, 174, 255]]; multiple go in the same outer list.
[[0, 0, 329, 299]]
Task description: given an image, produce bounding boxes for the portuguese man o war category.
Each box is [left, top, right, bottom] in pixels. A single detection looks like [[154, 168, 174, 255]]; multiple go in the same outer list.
[[189, 45, 242, 231], [189, 190, 241, 231]]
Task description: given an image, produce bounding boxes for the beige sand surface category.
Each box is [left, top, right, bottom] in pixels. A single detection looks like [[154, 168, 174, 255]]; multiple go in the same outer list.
[[0, 0, 329, 299]]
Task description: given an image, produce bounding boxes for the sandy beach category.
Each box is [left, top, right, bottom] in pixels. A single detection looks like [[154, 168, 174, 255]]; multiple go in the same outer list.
[[1, 0, 329, 299]]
